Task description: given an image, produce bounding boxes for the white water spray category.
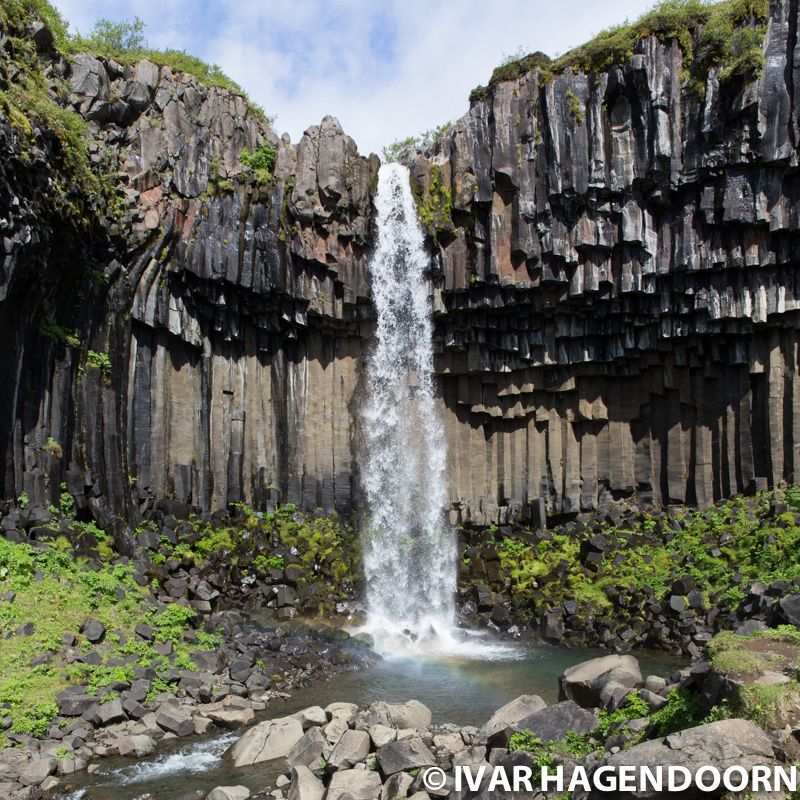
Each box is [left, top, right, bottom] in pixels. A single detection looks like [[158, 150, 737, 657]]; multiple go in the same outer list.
[[359, 163, 456, 654]]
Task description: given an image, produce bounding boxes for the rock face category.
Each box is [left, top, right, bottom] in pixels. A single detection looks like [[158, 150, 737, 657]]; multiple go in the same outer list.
[[3, 3, 800, 526], [406, 0, 800, 523]]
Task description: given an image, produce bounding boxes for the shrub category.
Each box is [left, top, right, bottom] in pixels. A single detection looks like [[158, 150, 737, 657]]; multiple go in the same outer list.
[[240, 143, 277, 186], [595, 691, 650, 740], [42, 437, 63, 459], [81, 17, 147, 54], [85, 350, 111, 377], [650, 688, 701, 735]]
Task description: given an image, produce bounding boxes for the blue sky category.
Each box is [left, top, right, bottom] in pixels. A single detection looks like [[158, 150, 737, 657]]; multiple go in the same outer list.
[[53, 0, 657, 154]]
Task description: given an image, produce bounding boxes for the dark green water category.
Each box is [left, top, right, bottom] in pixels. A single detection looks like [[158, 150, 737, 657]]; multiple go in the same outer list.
[[62, 643, 681, 800]]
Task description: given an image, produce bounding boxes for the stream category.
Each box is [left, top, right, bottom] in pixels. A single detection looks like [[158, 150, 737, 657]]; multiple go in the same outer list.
[[62, 639, 681, 800]]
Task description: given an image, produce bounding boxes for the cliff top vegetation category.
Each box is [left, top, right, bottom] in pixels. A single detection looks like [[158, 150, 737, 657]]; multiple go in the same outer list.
[[470, 0, 769, 101]]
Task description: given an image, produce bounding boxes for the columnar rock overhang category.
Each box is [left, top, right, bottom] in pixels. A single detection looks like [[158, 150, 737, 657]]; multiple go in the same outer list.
[[1, 0, 799, 526]]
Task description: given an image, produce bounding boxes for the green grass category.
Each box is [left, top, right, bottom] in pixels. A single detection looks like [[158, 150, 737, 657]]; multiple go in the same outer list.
[[0, 537, 220, 743]]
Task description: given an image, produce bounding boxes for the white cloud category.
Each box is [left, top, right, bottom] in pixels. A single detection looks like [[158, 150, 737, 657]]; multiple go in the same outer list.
[[52, 0, 657, 154]]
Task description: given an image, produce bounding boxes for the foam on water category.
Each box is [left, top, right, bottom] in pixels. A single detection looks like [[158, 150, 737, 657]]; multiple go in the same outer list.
[[66, 733, 237, 795]]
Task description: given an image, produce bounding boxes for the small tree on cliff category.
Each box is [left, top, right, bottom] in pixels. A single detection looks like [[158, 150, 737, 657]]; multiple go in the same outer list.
[[84, 17, 147, 56]]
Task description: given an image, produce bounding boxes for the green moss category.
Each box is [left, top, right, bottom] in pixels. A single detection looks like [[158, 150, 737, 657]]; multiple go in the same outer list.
[[252, 554, 285, 573], [42, 437, 62, 458], [0, 539, 151, 737], [474, 51, 552, 101], [204, 158, 235, 197], [381, 122, 453, 163], [38, 317, 81, 347], [566, 89, 584, 124], [491, 487, 800, 624], [413, 164, 453, 235]]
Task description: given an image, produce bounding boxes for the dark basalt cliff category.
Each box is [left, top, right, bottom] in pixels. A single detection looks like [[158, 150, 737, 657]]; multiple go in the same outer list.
[[2, 0, 800, 530]]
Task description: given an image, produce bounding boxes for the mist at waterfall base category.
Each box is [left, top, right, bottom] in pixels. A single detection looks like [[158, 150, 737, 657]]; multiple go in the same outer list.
[[356, 164, 505, 659]]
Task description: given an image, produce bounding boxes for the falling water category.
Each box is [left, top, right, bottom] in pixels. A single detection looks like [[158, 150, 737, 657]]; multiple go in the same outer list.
[[359, 163, 456, 653]]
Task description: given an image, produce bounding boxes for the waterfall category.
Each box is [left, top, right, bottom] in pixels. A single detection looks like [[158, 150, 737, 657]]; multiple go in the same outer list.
[[359, 163, 456, 652]]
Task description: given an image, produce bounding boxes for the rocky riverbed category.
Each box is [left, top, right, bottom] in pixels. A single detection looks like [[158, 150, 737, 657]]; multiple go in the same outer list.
[[3, 487, 800, 799], [54, 642, 800, 800], [0, 617, 376, 800]]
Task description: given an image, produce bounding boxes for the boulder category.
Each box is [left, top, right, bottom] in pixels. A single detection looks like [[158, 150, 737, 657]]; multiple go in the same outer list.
[[775, 593, 800, 627], [117, 734, 156, 757], [326, 769, 382, 800], [478, 694, 547, 743], [323, 716, 349, 745], [356, 699, 432, 730], [207, 787, 250, 800], [156, 707, 195, 737], [592, 719, 775, 799], [19, 757, 56, 786], [326, 702, 358, 723], [369, 723, 396, 748], [286, 726, 327, 769], [227, 716, 304, 767], [376, 737, 436, 777], [559, 655, 642, 708], [288, 765, 325, 800], [57, 688, 95, 716], [327, 728, 370, 770], [81, 618, 106, 643], [205, 707, 254, 729], [293, 705, 327, 729], [96, 698, 126, 726], [380, 772, 414, 800], [514, 701, 598, 744]]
